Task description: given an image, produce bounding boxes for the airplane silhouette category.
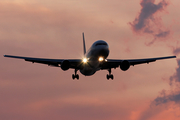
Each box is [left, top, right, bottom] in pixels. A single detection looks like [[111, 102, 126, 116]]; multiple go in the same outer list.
[[4, 33, 176, 80]]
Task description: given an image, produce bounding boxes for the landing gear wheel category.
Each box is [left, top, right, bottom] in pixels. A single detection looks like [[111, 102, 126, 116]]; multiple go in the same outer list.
[[110, 75, 114, 80], [106, 74, 109, 80], [106, 69, 114, 80], [106, 74, 113, 80], [76, 74, 79, 80], [72, 74, 75, 80], [72, 69, 79, 80]]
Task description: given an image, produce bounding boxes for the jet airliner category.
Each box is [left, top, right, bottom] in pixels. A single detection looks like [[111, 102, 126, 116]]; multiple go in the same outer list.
[[4, 33, 176, 80]]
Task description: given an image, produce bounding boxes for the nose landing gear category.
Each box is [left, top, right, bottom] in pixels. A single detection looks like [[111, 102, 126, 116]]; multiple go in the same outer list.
[[72, 69, 79, 80], [106, 74, 113, 80], [106, 69, 114, 80], [72, 74, 79, 80]]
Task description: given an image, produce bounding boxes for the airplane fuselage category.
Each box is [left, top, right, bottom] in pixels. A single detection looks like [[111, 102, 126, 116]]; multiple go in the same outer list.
[[80, 40, 109, 76]]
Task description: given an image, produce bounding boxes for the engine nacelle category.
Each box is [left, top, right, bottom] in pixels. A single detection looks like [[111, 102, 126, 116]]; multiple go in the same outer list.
[[120, 60, 130, 71], [61, 60, 70, 71]]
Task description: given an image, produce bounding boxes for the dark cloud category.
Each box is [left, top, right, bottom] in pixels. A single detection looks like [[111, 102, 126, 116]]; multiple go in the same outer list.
[[155, 30, 170, 38], [139, 59, 180, 119], [170, 60, 180, 84], [151, 90, 180, 107], [129, 0, 170, 41], [173, 48, 180, 56], [151, 60, 180, 106], [131, 0, 168, 31], [153, 92, 180, 106]]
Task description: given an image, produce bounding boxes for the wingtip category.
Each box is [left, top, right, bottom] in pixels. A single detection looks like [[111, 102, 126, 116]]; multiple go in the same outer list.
[[4, 55, 11, 57]]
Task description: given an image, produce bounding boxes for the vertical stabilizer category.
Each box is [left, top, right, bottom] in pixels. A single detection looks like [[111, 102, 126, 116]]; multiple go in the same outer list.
[[82, 32, 86, 55]]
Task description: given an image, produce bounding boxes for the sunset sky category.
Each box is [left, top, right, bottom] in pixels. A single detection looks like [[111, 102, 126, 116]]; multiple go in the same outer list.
[[1, 0, 180, 120]]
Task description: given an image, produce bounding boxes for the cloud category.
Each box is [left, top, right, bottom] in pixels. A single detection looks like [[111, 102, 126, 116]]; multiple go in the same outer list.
[[138, 52, 179, 119], [153, 92, 180, 106], [173, 48, 180, 56], [155, 30, 170, 38], [151, 60, 180, 106], [129, 0, 170, 42]]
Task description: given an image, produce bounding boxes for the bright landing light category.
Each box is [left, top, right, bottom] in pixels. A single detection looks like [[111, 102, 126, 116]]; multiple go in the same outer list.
[[98, 57, 104, 62], [83, 58, 88, 63]]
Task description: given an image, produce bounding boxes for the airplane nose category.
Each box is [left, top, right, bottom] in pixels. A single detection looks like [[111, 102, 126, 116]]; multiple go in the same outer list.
[[98, 47, 109, 57]]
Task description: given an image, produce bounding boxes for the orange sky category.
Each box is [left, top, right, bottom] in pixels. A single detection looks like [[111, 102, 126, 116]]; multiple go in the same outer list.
[[0, 0, 180, 120]]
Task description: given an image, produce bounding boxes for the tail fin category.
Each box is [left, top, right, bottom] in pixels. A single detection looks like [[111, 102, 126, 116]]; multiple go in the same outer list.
[[82, 32, 86, 55]]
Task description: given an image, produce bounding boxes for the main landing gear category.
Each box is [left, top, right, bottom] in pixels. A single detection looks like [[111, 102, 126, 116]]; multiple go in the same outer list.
[[106, 69, 114, 80], [72, 69, 79, 80]]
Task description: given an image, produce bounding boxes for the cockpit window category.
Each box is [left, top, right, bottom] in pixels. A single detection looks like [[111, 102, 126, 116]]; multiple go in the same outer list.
[[95, 43, 107, 46]]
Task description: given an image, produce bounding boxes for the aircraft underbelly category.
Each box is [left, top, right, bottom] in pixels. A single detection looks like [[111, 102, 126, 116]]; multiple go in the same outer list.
[[80, 69, 96, 76], [80, 62, 99, 76]]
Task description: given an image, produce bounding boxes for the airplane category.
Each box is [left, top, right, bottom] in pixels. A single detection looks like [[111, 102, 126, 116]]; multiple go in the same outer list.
[[4, 33, 176, 80]]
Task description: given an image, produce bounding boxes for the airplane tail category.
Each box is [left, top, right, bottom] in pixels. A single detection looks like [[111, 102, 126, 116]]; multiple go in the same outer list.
[[82, 32, 86, 55]]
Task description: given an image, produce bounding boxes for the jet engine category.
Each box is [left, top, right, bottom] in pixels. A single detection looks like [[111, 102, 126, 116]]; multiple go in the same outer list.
[[61, 60, 70, 71], [120, 60, 130, 71]]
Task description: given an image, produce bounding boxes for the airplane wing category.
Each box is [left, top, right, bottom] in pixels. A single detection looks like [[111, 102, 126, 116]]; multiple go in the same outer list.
[[4, 55, 82, 69], [126, 56, 176, 65], [101, 56, 176, 70], [4, 55, 176, 71]]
